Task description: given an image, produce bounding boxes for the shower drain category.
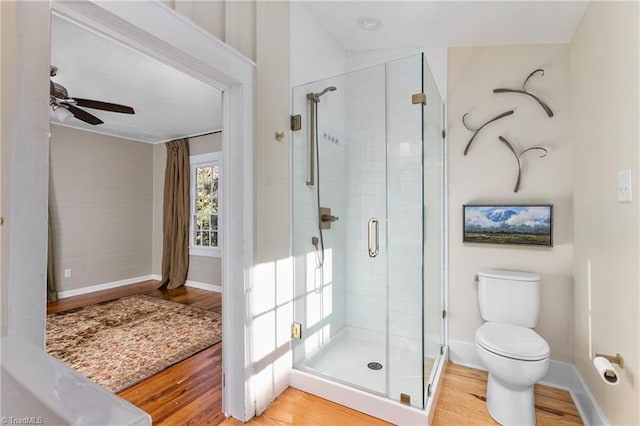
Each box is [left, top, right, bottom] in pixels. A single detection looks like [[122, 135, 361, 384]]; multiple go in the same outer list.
[[367, 362, 383, 370]]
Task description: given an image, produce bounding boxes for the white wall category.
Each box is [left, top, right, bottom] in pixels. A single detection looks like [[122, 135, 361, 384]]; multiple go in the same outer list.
[[571, 1, 640, 424], [172, 0, 255, 62], [447, 45, 574, 362], [0, 0, 14, 337], [170, 0, 295, 418], [251, 0, 292, 415], [1, 1, 50, 345], [290, 2, 347, 88]]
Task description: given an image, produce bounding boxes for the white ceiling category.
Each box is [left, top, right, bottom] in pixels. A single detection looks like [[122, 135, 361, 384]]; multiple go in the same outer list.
[[50, 15, 222, 144], [303, 1, 589, 51], [50, 2, 587, 144]]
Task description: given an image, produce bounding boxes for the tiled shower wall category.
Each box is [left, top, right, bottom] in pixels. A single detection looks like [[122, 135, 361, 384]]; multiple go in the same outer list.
[[345, 56, 425, 341], [292, 77, 347, 362], [294, 55, 434, 354], [344, 64, 388, 333], [385, 56, 425, 342]]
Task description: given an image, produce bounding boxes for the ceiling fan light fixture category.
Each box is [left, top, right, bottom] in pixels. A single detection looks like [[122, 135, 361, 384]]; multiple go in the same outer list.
[[53, 105, 73, 122], [357, 16, 382, 31]]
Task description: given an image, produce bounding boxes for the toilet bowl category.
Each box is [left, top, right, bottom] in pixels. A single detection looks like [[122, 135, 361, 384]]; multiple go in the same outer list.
[[475, 322, 550, 426]]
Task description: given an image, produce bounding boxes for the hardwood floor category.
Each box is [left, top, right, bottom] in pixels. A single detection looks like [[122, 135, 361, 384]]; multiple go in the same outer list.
[[432, 363, 583, 426], [118, 343, 225, 425], [50, 287, 582, 425], [221, 363, 583, 426], [220, 388, 391, 426], [47, 281, 224, 425]]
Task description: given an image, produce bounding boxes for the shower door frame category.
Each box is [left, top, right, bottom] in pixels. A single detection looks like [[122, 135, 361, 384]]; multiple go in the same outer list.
[[291, 54, 446, 409]]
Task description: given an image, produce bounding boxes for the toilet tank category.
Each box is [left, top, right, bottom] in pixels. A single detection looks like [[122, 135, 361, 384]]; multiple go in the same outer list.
[[477, 269, 541, 328]]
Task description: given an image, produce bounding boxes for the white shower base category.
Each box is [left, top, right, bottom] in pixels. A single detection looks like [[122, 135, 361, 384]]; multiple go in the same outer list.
[[291, 326, 445, 424]]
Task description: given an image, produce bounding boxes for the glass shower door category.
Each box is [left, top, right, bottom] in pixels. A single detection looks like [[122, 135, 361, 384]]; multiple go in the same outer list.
[[291, 54, 442, 410], [385, 54, 427, 408], [291, 65, 390, 397], [422, 54, 445, 399]]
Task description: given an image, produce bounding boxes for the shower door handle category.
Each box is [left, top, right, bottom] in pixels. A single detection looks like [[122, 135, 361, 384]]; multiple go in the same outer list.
[[367, 218, 379, 258]]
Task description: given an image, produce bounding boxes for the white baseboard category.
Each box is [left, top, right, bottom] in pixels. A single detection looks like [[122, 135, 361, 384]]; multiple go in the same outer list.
[[151, 274, 222, 293], [185, 280, 222, 293], [449, 339, 608, 426], [57, 275, 156, 299], [59, 275, 222, 299], [290, 370, 428, 425]]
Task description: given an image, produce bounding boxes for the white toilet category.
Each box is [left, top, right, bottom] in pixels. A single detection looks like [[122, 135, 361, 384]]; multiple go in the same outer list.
[[475, 269, 550, 426]]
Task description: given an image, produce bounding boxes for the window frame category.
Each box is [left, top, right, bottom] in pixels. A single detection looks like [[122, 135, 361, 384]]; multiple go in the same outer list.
[[189, 151, 222, 258]]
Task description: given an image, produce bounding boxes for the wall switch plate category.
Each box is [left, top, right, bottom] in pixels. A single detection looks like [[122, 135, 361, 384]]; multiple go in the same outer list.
[[618, 170, 633, 202], [64, 269, 72, 278]]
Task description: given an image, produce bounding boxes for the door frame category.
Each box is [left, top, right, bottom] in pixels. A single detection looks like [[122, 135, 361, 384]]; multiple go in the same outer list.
[[8, 1, 256, 420]]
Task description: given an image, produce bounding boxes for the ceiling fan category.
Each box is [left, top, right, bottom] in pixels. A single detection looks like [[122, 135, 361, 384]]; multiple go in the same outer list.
[[49, 65, 135, 125]]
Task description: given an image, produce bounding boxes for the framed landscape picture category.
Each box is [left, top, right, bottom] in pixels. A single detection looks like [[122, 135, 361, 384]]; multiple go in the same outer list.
[[463, 204, 553, 247]]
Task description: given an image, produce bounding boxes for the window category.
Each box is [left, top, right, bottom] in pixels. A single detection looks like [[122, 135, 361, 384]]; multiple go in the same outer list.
[[190, 152, 222, 257]]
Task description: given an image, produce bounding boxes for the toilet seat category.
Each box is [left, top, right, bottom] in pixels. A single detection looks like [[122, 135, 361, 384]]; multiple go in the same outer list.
[[476, 322, 549, 361]]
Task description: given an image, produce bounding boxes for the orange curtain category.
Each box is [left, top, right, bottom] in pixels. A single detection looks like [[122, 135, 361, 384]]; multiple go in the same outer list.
[[160, 139, 190, 289]]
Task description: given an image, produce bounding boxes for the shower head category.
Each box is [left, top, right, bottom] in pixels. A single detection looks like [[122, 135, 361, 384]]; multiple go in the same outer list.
[[316, 86, 337, 97], [307, 86, 337, 102]]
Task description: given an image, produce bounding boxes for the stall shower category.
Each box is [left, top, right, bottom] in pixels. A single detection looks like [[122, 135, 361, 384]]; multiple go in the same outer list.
[[291, 53, 446, 418]]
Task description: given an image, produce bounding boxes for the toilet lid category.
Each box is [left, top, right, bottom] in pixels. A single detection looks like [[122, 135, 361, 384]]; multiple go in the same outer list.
[[476, 322, 550, 361]]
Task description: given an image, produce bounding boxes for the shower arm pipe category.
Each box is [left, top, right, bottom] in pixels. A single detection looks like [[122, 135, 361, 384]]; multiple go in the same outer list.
[[306, 98, 316, 186]]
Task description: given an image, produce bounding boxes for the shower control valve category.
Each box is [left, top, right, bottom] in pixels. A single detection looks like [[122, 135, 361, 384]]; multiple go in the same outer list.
[[319, 207, 338, 229], [321, 214, 339, 223]]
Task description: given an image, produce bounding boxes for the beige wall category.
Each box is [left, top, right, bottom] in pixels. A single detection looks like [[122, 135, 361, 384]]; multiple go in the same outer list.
[[152, 133, 222, 285], [49, 126, 153, 292], [447, 45, 574, 362], [571, 1, 640, 424]]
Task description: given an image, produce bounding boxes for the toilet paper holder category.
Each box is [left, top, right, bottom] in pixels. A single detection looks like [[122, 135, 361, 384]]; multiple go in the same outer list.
[[595, 352, 624, 369]]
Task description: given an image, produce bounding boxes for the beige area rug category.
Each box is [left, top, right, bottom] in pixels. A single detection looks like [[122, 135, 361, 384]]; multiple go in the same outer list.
[[46, 294, 222, 393]]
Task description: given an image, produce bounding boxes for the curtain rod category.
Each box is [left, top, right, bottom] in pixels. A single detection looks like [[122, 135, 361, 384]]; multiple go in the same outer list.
[[185, 129, 222, 139], [158, 129, 222, 144]]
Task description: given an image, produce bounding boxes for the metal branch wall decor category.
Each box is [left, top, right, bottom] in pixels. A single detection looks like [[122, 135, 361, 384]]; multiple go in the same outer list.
[[493, 69, 554, 117], [462, 110, 514, 155], [462, 67, 553, 193], [498, 136, 548, 193]]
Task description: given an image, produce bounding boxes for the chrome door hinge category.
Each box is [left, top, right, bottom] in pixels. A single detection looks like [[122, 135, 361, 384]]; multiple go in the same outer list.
[[412, 92, 426, 105], [442, 130, 446, 139], [291, 322, 302, 340], [291, 114, 302, 131], [442, 309, 447, 319], [440, 345, 444, 355]]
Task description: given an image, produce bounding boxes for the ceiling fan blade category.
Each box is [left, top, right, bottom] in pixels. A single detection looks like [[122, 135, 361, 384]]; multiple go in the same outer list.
[[73, 98, 135, 114], [66, 104, 104, 125]]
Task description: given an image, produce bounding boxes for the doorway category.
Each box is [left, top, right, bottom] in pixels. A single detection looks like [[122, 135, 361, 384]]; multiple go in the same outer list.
[[5, 1, 255, 421]]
